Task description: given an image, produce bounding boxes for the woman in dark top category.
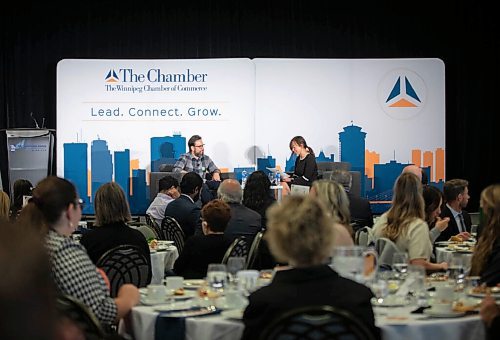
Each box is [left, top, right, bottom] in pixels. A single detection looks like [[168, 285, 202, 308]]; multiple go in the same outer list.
[[173, 199, 233, 279], [470, 184, 500, 286], [242, 170, 276, 228], [282, 136, 318, 187], [9, 178, 33, 219], [80, 182, 151, 276]]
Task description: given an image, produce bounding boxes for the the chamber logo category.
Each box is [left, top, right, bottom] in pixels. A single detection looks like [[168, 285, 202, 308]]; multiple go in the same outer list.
[[378, 69, 427, 120], [105, 69, 119, 83]]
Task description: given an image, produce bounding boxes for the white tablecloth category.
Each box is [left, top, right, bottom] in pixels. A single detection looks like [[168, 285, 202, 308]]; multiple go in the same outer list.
[[121, 304, 485, 340], [150, 246, 179, 284]]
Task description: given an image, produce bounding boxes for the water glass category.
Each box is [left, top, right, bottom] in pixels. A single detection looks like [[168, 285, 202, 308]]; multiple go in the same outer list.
[[392, 252, 409, 277], [448, 253, 466, 284], [369, 279, 389, 303], [207, 263, 228, 291], [407, 264, 427, 307], [227, 257, 246, 287], [470, 225, 478, 239]]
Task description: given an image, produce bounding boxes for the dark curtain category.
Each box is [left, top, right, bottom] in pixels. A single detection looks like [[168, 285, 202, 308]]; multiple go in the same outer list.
[[1, 1, 498, 210]]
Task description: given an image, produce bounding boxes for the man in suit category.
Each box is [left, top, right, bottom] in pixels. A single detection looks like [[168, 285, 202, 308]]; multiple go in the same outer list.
[[217, 179, 262, 245], [329, 169, 373, 231], [436, 178, 472, 242], [164, 172, 203, 239]]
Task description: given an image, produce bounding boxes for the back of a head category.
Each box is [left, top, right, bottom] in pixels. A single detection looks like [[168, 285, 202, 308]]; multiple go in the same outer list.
[[0, 220, 56, 339], [180, 172, 203, 195], [18, 176, 77, 233], [266, 196, 335, 266], [311, 179, 350, 227], [159, 175, 179, 192], [443, 178, 468, 202], [329, 169, 352, 192], [402, 165, 422, 181], [217, 179, 243, 204], [390, 172, 424, 219], [94, 182, 131, 226], [242, 171, 271, 208], [201, 199, 231, 232], [11, 179, 33, 214]]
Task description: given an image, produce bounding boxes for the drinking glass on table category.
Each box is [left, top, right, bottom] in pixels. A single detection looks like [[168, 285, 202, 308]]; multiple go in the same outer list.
[[407, 264, 428, 307], [470, 225, 478, 239], [207, 263, 228, 292], [448, 253, 466, 284], [227, 257, 246, 287], [392, 252, 409, 277]]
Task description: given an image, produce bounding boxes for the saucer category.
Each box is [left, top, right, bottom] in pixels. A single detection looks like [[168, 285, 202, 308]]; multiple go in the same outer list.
[[423, 309, 466, 318]]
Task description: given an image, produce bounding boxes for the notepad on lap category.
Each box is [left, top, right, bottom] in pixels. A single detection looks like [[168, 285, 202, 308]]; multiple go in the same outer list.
[[290, 184, 310, 196]]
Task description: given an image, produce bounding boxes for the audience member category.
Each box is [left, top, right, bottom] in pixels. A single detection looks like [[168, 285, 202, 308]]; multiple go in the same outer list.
[[372, 172, 447, 271], [173, 134, 221, 204], [470, 184, 500, 285], [242, 170, 276, 228], [436, 178, 472, 242], [310, 179, 354, 246], [80, 182, 151, 280], [402, 164, 422, 182], [330, 169, 374, 230], [164, 172, 203, 238], [0, 220, 57, 340], [480, 294, 500, 340], [9, 178, 33, 219], [0, 190, 10, 221], [242, 196, 379, 340], [146, 175, 180, 227], [218, 179, 262, 244], [282, 136, 318, 187], [173, 199, 233, 279], [18, 176, 139, 325], [423, 185, 450, 243]]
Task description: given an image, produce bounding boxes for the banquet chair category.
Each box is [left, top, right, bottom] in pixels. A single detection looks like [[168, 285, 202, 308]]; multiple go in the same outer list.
[[145, 214, 161, 237], [160, 216, 185, 253], [136, 224, 158, 241], [222, 236, 248, 264], [55, 294, 107, 340], [354, 226, 374, 247], [246, 231, 264, 269], [259, 305, 376, 340], [96, 244, 152, 298], [374, 237, 402, 270]]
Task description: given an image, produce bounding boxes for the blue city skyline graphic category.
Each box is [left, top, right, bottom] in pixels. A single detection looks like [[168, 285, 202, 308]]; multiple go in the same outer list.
[[63, 123, 443, 215]]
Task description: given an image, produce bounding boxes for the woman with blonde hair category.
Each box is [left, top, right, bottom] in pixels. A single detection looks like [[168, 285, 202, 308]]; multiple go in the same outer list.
[[310, 179, 354, 246], [372, 172, 447, 271], [242, 196, 379, 340], [470, 184, 500, 285], [80, 182, 151, 273]]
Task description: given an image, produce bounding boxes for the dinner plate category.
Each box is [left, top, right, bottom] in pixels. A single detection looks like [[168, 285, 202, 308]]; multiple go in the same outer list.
[[157, 306, 220, 318], [467, 290, 500, 299], [423, 309, 466, 318], [221, 309, 245, 320]]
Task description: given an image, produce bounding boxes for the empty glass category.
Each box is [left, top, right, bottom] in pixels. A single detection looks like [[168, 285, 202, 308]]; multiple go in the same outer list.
[[392, 252, 409, 277], [227, 257, 246, 287], [207, 263, 228, 291], [407, 264, 428, 307]]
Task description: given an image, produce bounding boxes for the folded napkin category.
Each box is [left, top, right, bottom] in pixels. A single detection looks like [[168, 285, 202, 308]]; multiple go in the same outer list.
[[155, 314, 185, 340]]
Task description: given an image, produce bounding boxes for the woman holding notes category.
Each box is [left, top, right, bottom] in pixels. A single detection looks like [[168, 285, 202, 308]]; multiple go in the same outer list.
[[282, 136, 318, 193]]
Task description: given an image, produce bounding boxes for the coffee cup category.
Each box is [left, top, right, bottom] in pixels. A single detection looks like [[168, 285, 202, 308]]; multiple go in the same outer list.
[[435, 285, 454, 303], [166, 276, 183, 290], [431, 301, 453, 314], [237, 270, 259, 293], [147, 284, 166, 301]]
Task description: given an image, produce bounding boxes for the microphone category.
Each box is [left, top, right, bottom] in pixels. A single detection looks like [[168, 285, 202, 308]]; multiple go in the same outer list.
[[30, 112, 40, 129]]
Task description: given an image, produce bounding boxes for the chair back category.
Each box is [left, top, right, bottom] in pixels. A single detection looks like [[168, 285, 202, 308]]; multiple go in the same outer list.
[[96, 244, 151, 297], [136, 224, 157, 241], [56, 294, 106, 339], [354, 226, 373, 247], [374, 237, 402, 269], [246, 231, 264, 269], [259, 305, 376, 340], [145, 214, 161, 237], [160, 216, 185, 253], [222, 236, 248, 264]]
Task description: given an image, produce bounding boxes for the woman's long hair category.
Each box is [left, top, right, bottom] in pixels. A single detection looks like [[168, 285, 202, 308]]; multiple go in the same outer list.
[[383, 172, 425, 241], [289, 136, 315, 156], [18, 176, 77, 234], [423, 185, 443, 227], [470, 184, 500, 276]]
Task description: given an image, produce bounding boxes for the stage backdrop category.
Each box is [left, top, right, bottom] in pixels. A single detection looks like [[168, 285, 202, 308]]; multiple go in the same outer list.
[[57, 58, 445, 214]]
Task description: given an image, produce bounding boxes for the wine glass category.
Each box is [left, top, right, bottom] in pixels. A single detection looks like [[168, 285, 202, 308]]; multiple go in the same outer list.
[[206, 263, 228, 292], [392, 252, 409, 277]]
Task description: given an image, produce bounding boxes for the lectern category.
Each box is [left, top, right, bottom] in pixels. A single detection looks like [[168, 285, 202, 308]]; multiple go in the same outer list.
[[4, 129, 55, 196]]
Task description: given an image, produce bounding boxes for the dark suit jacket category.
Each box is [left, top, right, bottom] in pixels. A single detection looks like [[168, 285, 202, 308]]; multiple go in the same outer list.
[[242, 265, 380, 340], [348, 192, 374, 230], [224, 203, 262, 245], [80, 221, 152, 279], [436, 205, 472, 242], [164, 194, 202, 239], [173, 234, 232, 279]]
